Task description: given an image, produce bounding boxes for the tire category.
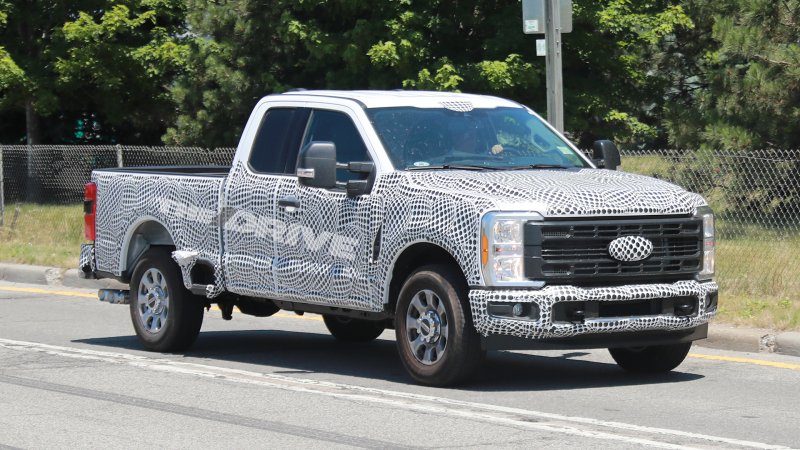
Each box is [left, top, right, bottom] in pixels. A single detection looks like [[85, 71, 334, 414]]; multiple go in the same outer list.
[[395, 264, 484, 386], [129, 247, 204, 352], [609, 342, 692, 373], [322, 315, 386, 342]]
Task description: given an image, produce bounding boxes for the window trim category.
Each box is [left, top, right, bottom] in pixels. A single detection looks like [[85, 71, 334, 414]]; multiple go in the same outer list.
[[297, 107, 376, 187], [247, 107, 311, 176]]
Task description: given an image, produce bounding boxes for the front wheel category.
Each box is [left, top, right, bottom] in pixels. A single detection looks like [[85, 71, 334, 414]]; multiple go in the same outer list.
[[129, 247, 204, 352], [322, 315, 385, 342], [395, 265, 484, 386], [609, 342, 692, 373]]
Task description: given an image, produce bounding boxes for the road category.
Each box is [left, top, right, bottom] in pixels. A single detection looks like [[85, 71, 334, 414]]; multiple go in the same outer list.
[[0, 281, 798, 449]]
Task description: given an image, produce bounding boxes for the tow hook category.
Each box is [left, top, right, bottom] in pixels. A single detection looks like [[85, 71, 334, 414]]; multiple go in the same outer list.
[[98, 289, 130, 305]]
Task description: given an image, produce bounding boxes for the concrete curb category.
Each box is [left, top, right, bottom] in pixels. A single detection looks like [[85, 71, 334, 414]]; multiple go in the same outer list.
[[0, 262, 126, 290], [1, 262, 799, 358]]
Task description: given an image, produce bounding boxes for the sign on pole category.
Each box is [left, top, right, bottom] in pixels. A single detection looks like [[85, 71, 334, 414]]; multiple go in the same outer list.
[[536, 39, 546, 57], [522, 0, 569, 132], [522, 0, 572, 34]]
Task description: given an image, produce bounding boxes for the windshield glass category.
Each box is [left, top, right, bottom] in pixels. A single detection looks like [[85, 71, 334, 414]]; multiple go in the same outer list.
[[366, 107, 589, 170]]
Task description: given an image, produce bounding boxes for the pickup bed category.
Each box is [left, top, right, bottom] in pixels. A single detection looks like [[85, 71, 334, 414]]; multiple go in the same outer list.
[[80, 90, 718, 386]]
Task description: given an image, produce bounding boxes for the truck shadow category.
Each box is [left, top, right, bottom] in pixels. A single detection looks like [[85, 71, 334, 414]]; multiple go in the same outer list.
[[74, 329, 703, 392]]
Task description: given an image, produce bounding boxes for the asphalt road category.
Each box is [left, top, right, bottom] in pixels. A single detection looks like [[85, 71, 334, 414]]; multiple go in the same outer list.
[[0, 281, 799, 449]]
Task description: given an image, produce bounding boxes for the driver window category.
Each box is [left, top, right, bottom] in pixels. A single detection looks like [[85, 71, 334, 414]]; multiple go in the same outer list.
[[303, 110, 371, 182]]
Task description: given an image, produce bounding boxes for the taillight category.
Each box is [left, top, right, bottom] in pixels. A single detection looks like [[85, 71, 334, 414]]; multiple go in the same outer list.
[[84, 182, 97, 241]]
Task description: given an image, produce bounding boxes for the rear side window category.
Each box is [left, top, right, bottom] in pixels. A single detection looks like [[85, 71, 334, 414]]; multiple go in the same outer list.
[[303, 110, 371, 182], [249, 108, 310, 174]]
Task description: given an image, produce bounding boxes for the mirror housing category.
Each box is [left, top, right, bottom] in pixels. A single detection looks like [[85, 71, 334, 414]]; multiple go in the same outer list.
[[592, 140, 621, 170], [298, 142, 337, 189], [345, 161, 375, 197]]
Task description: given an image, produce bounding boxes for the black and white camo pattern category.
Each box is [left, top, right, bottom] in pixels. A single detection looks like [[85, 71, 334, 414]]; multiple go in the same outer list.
[[91, 162, 717, 338], [79, 244, 96, 278], [92, 170, 225, 297], [469, 280, 718, 338], [608, 236, 654, 262], [371, 168, 707, 302]]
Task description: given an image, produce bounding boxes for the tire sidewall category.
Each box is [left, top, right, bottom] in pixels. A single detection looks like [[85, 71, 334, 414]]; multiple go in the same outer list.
[[129, 248, 198, 351], [395, 266, 476, 384]]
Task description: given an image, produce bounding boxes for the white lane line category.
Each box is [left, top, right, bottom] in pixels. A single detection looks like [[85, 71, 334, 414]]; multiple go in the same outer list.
[[0, 338, 788, 450]]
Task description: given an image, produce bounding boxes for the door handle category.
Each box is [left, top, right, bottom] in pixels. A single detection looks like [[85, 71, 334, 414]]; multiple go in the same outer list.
[[278, 196, 300, 209]]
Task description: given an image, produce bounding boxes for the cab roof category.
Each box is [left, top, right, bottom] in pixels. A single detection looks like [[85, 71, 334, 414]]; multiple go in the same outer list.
[[278, 90, 524, 110]]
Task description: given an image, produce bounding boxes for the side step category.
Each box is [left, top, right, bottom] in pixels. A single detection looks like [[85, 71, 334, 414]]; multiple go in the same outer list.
[[99, 289, 130, 305]]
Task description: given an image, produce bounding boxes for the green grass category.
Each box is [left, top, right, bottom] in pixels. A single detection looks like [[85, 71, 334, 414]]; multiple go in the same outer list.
[[0, 203, 84, 268], [1, 202, 798, 330]]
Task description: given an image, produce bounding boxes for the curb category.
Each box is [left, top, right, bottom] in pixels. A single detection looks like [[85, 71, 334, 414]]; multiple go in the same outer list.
[[699, 324, 800, 358], [0, 262, 127, 291], [1, 262, 799, 358]]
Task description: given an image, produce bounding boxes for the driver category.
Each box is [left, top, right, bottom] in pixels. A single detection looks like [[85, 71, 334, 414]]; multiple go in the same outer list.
[[447, 119, 504, 156]]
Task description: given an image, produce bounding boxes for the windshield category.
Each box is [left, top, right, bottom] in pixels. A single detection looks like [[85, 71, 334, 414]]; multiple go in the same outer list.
[[366, 107, 589, 170]]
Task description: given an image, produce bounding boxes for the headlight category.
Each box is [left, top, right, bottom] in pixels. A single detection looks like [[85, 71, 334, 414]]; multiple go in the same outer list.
[[696, 206, 715, 280], [480, 212, 544, 287]]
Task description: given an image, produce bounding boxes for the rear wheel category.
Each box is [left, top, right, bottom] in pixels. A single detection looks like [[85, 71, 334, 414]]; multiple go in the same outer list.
[[395, 264, 484, 386], [609, 342, 692, 373], [129, 247, 204, 352], [322, 315, 386, 342]]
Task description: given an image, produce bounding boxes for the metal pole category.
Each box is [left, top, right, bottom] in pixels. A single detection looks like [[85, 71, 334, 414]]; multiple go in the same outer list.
[[116, 144, 123, 168], [545, 0, 564, 132], [0, 145, 4, 226]]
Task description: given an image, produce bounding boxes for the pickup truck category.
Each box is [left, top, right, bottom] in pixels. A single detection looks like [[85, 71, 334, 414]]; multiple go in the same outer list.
[[79, 90, 717, 386]]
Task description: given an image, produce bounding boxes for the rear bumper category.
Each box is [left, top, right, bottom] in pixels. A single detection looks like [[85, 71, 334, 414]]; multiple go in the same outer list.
[[78, 243, 97, 279], [469, 280, 717, 349]]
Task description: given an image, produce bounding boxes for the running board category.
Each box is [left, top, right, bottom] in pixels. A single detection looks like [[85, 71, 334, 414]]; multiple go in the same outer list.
[[98, 289, 130, 305]]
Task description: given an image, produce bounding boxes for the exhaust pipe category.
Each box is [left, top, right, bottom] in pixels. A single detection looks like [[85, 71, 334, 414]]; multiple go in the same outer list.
[[98, 289, 130, 305]]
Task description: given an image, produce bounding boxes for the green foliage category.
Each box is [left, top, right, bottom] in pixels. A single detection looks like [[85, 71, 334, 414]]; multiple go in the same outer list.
[[166, 0, 700, 147], [662, 0, 800, 150], [0, 0, 187, 144]]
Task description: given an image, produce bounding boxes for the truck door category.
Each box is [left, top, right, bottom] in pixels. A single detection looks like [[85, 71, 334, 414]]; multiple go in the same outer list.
[[222, 107, 310, 296], [273, 108, 378, 310]]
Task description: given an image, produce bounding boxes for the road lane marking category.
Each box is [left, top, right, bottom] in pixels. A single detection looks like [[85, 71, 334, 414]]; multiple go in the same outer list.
[[0, 338, 789, 450], [2, 285, 798, 373], [0, 373, 407, 449], [0, 286, 96, 299], [688, 353, 800, 371]]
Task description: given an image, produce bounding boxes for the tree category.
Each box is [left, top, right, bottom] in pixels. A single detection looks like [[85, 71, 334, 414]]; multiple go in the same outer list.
[[168, 0, 697, 148], [690, 0, 800, 149], [0, 0, 188, 144]]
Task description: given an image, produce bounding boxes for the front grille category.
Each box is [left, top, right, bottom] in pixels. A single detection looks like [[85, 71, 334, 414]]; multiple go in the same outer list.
[[525, 217, 702, 285]]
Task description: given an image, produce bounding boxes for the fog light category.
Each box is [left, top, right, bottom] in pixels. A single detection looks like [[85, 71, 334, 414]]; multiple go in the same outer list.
[[487, 302, 540, 320]]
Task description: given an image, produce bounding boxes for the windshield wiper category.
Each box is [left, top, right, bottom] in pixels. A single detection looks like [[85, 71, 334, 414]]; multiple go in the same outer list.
[[406, 164, 493, 171], [500, 164, 572, 170]]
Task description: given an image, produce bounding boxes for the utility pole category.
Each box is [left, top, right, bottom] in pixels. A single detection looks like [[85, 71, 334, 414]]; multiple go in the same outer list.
[[544, 0, 564, 132]]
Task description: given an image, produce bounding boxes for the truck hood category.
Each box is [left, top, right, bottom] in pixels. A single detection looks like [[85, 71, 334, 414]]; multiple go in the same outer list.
[[403, 168, 706, 217]]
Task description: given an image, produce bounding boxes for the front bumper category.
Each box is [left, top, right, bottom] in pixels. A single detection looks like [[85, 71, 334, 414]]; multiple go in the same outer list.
[[469, 280, 717, 348], [79, 243, 97, 279]]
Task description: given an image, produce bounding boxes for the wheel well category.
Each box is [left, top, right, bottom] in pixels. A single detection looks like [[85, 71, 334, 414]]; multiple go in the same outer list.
[[388, 242, 465, 314], [123, 220, 175, 279]]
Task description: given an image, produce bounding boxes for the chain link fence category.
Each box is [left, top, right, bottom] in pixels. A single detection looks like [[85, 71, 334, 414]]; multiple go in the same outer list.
[[620, 149, 799, 326], [1, 145, 798, 317]]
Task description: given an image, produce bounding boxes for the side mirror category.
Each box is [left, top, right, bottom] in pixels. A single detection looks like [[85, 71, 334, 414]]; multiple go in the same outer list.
[[592, 140, 621, 170], [298, 142, 337, 189], [345, 161, 375, 198]]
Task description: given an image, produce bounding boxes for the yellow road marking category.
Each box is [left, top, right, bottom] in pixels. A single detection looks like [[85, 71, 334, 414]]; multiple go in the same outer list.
[[3, 285, 799, 371], [688, 353, 800, 371], [0, 286, 96, 299]]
